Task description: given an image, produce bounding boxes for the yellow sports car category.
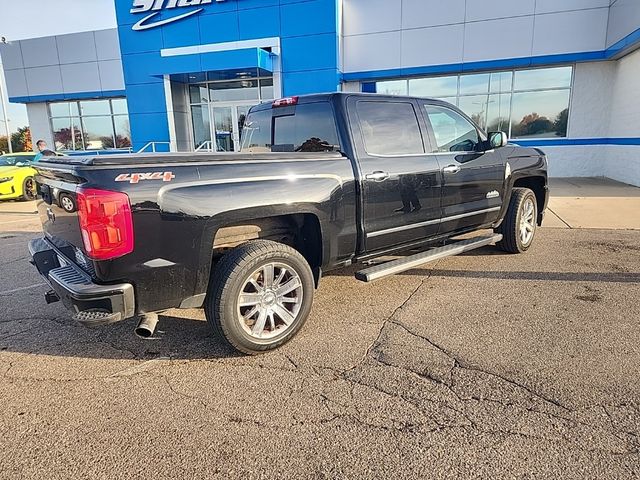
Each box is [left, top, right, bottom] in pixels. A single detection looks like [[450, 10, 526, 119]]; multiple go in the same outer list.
[[0, 152, 39, 201]]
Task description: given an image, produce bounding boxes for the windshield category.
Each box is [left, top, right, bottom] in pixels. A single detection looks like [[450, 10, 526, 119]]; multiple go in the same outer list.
[[0, 155, 35, 166]]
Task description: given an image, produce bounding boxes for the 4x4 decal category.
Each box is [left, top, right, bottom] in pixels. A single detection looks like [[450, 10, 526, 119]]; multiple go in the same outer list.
[[115, 172, 176, 184]]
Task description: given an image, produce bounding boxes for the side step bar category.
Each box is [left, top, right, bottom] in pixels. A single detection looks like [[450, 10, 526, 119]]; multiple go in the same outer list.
[[355, 234, 503, 283]]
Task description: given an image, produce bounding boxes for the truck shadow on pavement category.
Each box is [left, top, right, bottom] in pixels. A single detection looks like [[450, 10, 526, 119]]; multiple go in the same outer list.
[[1, 310, 242, 361], [396, 269, 640, 283]]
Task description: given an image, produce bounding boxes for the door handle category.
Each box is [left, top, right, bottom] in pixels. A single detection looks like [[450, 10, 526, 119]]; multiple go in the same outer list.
[[443, 165, 461, 174], [365, 171, 390, 182]]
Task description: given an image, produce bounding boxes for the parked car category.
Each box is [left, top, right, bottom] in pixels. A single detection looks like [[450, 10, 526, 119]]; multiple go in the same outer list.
[[0, 151, 66, 201], [29, 93, 548, 354], [0, 152, 39, 201]]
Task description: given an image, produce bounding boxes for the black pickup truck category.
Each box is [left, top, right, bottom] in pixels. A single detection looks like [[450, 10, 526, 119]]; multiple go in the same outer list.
[[29, 93, 548, 354]]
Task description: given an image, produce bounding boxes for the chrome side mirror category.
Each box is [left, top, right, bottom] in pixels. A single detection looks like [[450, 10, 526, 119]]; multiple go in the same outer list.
[[489, 131, 508, 149]]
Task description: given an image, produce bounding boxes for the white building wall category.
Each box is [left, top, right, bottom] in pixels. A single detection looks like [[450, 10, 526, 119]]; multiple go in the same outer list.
[[603, 47, 640, 186], [342, 0, 611, 73], [542, 49, 640, 186], [607, 0, 640, 47], [607, 47, 640, 136], [544, 146, 608, 178], [567, 61, 615, 138]]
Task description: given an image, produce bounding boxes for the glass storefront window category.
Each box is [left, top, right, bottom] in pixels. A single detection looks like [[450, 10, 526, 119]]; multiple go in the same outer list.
[[489, 71, 513, 93], [457, 95, 489, 130], [50, 102, 72, 118], [189, 85, 209, 104], [376, 80, 408, 96], [375, 66, 572, 138], [51, 117, 73, 150], [459, 73, 489, 95], [80, 100, 111, 116], [511, 90, 570, 138], [486, 93, 512, 133], [209, 80, 259, 102], [434, 97, 458, 106], [82, 116, 116, 150], [191, 104, 211, 149], [113, 116, 132, 148], [48, 98, 130, 151], [260, 78, 274, 102], [514, 66, 572, 91], [111, 99, 128, 115], [409, 76, 457, 97]]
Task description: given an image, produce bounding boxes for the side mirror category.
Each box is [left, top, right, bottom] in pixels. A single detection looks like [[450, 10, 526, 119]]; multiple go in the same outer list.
[[489, 131, 508, 149]]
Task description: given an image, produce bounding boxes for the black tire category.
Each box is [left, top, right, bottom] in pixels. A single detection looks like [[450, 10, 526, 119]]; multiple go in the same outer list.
[[205, 240, 315, 355], [495, 187, 538, 254], [21, 177, 37, 201]]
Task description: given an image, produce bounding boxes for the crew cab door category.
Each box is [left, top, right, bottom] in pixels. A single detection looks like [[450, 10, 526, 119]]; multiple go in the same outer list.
[[422, 103, 506, 232], [348, 97, 441, 252]]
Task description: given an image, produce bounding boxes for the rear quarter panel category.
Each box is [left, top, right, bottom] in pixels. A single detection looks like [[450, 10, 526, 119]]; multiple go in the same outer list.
[[76, 156, 357, 314]]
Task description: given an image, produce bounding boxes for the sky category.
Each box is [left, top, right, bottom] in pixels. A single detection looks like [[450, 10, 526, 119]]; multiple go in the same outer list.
[[0, 0, 117, 41], [0, 0, 117, 135]]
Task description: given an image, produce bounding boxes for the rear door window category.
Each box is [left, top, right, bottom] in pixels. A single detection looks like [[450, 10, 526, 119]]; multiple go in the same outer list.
[[356, 101, 424, 156], [241, 102, 340, 153]]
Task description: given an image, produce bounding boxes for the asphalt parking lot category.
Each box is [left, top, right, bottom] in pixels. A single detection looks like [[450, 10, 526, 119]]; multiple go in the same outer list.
[[1, 184, 639, 479]]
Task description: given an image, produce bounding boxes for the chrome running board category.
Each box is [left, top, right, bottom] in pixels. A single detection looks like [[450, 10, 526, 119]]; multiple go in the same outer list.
[[355, 233, 503, 283]]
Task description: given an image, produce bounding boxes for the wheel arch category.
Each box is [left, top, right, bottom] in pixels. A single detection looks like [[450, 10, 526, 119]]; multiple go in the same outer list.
[[191, 209, 327, 298], [512, 175, 547, 225]]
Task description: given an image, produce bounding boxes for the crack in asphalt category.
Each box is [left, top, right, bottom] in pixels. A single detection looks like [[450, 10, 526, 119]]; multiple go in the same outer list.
[[319, 265, 640, 458], [1, 250, 638, 464]]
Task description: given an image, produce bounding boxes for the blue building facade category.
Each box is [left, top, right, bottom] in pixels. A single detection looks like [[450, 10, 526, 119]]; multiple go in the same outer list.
[[114, 0, 341, 152]]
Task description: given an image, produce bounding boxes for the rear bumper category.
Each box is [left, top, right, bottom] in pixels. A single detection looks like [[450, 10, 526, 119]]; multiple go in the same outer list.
[[29, 238, 135, 326]]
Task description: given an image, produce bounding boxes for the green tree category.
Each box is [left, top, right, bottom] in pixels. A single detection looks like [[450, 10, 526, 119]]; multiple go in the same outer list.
[[12, 126, 32, 152], [0, 127, 33, 153], [554, 108, 568, 137]]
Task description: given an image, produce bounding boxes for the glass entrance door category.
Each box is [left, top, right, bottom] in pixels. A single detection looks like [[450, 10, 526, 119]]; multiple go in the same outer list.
[[210, 104, 255, 152], [212, 106, 234, 152], [188, 73, 275, 152]]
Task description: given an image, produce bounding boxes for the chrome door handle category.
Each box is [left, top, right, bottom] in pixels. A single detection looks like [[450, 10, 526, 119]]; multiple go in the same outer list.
[[443, 165, 461, 174], [365, 171, 390, 182]]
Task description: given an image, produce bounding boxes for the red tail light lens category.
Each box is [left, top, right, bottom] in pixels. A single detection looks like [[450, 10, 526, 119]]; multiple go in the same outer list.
[[272, 96, 299, 108], [76, 188, 134, 260]]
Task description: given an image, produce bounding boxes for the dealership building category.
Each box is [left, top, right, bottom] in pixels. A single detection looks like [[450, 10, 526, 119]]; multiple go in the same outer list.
[[1, 0, 639, 185]]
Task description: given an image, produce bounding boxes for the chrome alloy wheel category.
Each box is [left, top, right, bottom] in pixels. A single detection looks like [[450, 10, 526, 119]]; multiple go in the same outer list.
[[61, 196, 74, 212], [519, 197, 536, 245], [24, 178, 37, 200], [236, 262, 303, 340]]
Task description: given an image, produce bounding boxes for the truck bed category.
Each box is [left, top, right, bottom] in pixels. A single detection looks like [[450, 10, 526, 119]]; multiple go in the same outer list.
[[38, 151, 345, 167]]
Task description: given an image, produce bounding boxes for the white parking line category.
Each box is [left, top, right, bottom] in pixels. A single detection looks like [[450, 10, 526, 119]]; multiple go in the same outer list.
[[0, 218, 40, 224], [0, 284, 45, 295]]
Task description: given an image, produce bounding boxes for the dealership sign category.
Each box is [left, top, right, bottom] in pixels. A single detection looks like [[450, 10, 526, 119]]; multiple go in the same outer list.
[[130, 0, 223, 31]]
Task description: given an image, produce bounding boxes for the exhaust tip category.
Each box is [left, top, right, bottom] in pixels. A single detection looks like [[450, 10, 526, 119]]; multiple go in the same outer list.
[[135, 313, 159, 339]]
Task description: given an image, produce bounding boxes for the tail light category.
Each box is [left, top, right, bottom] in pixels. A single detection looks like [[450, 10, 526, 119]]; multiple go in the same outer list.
[[76, 188, 134, 260], [272, 96, 298, 108]]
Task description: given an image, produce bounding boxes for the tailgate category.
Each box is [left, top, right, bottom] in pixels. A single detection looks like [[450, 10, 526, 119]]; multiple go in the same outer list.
[[35, 165, 93, 273]]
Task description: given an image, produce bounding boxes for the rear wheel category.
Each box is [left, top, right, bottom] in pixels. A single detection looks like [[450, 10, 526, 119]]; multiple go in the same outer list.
[[205, 240, 314, 354], [495, 187, 538, 253], [59, 193, 76, 213], [22, 177, 37, 201]]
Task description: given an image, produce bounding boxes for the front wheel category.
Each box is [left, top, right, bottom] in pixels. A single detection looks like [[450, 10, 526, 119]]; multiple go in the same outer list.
[[205, 240, 315, 354], [21, 177, 37, 201], [495, 187, 538, 253]]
